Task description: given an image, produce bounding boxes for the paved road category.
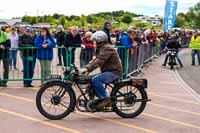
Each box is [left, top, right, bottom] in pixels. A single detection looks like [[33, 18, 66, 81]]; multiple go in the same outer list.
[[177, 48, 200, 94], [0, 50, 200, 133]]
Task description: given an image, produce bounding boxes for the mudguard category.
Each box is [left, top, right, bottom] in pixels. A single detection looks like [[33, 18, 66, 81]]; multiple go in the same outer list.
[[44, 75, 73, 85], [120, 78, 148, 89]]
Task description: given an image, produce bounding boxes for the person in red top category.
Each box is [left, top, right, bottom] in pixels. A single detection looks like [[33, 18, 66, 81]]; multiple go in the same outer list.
[[151, 30, 158, 46], [80, 31, 96, 67]]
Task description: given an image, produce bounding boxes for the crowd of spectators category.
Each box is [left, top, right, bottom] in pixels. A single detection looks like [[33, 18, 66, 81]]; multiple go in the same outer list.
[[0, 22, 198, 87]]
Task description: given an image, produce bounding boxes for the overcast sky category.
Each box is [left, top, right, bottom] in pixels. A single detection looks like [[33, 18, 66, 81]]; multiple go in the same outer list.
[[0, 0, 199, 19]]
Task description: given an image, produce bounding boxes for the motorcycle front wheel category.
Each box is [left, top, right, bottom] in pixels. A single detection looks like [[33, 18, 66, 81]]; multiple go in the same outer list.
[[36, 81, 76, 120]]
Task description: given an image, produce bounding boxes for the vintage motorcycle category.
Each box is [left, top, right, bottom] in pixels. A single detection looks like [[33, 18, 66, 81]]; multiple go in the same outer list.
[[36, 64, 150, 120], [168, 49, 178, 70]]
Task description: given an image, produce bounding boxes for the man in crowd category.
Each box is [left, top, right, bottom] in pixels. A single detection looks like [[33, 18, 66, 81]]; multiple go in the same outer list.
[[55, 25, 65, 66], [64, 26, 82, 66], [0, 27, 10, 87], [19, 26, 36, 87], [103, 21, 112, 44]]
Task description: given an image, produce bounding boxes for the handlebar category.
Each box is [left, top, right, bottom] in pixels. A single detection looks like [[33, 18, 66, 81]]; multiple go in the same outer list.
[[71, 64, 79, 73]]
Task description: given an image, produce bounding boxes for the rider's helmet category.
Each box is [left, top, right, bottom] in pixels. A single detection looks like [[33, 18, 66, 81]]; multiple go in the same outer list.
[[91, 31, 108, 44]]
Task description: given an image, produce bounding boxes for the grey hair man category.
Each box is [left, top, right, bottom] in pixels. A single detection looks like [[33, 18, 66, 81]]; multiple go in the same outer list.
[[55, 25, 65, 66]]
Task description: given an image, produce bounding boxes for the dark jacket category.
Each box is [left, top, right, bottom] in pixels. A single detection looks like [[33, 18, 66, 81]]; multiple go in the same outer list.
[[116, 32, 123, 45], [19, 34, 36, 58], [167, 40, 181, 50], [55, 31, 65, 46], [0, 31, 10, 59], [103, 28, 112, 44], [84, 43, 123, 76], [64, 33, 82, 48], [34, 35, 56, 60]]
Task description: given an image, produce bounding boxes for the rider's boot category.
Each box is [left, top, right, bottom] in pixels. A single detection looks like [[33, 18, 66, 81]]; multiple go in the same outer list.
[[97, 97, 111, 108]]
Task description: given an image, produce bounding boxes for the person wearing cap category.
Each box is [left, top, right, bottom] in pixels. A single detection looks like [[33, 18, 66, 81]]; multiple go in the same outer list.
[[189, 31, 200, 65], [103, 21, 112, 44], [79, 31, 123, 107], [0, 27, 10, 87], [19, 26, 36, 87]]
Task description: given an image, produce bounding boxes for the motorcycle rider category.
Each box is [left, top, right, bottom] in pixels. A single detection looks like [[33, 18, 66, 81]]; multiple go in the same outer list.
[[162, 34, 183, 67], [79, 31, 123, 107]]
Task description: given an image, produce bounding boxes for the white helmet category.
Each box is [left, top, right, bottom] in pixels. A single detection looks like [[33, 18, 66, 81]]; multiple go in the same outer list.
[[92, 31, 108, 43]]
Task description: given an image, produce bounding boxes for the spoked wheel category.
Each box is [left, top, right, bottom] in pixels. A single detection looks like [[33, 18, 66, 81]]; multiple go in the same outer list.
[[169, 56, 176, 70], [111, 83, 148, 118], [36, 81, 76, 120], [170, 58, 174, 70]]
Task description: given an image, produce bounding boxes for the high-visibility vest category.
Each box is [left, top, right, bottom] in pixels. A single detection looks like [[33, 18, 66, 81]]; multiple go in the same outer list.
[[189, 36, 200, 50], [0, 31, 9, 43]]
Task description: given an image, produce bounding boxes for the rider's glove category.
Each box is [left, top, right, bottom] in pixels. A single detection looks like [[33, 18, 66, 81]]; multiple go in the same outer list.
[[79, 68, 88, 74]]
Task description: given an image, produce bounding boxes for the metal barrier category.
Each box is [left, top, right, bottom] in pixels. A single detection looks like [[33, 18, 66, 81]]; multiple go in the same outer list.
[[0, 43, 159, 83], [0, 47, 68, 82], [126, 41, 160, 77]]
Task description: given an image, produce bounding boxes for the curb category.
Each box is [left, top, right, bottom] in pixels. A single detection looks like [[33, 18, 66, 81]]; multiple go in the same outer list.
[[174, 69, 200, 102]]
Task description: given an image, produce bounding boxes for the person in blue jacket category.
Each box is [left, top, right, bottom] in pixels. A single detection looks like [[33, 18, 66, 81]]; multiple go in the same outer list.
[[120, 29, 138, 48], [34, 27, 56, 86], [118, 29, 138, 78]]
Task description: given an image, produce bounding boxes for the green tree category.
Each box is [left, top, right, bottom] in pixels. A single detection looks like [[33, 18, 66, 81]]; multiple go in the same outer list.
[[31, 17, 38, 24], [22, 16, 28, 22], [191, 2, 200, 28], [185, 2, 200, 28], [86, 15, 97, 24], [121, 14, 132, 25], [80, 19, 86, 27], [21, 10, 143, 28], [26, 17, 33, 24], [177, 13, 185, 18], [53, 13, 61, 19], [69, 15, 80, 21], [46, 16, 57, 25], [175, 15, 185, 27], [135, 22, 147, 28], [59, 16, 67, 26]]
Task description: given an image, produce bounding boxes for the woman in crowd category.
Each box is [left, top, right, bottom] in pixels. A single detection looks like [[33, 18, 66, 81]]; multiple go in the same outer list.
[[9, 27, 19, 70], [34, 27, 56, 86], [80, 31, 96, 67]]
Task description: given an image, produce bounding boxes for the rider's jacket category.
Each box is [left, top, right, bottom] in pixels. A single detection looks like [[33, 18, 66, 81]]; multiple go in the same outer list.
[[190, 35, 200, 50], [167, 39, 181, 50], [84, 43, 123, 77]]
